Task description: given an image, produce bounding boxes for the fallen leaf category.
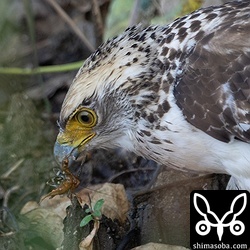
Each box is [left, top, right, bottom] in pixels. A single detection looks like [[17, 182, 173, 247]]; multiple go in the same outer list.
[[132, 243, 189, 250]]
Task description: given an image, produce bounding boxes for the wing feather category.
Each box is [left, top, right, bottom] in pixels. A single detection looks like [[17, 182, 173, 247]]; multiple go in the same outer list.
[[174, 22, 250, 143]]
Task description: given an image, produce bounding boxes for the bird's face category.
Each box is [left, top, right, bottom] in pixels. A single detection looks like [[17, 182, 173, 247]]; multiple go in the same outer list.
[[54, 80, 136, 163]]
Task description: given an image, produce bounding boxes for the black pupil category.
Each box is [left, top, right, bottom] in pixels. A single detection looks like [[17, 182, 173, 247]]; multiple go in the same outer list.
[[80, 113, 90, 123]]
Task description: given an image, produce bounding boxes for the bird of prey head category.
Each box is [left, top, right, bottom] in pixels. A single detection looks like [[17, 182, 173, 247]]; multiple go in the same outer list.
[[54, 0, 250, 190], [55, 25, 164, 160]]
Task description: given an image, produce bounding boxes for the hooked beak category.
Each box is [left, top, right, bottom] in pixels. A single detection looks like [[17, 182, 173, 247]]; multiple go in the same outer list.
[[54, 129, 95, 164], [54, 141, 79, 164]]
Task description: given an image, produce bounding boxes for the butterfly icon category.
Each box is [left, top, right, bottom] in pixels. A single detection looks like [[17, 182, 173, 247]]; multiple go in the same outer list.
[[193, 193, 247, 241]]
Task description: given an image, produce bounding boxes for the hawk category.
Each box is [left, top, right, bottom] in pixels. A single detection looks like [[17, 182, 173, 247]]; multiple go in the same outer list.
[[54, 0, 250, 190]]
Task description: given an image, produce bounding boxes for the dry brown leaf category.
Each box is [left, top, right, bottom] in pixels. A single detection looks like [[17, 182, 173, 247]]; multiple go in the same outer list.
[[20, 201, 39, 214], [79, 220, 100, 250], [78, 183, 129, 223], [40, 194, 72, 218], [132, 243, 189, 250]]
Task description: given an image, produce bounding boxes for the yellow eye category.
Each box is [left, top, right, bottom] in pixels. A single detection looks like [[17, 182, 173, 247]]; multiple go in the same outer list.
[[76, 109, 97, 127]]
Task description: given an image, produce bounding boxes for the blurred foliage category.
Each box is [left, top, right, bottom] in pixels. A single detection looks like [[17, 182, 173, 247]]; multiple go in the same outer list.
[[0, 0, 25, 67], [0, 0, 33, 108], [181, 0, 203, 15], [0, 0, 55, 216], [0, 94, 55, 206], [105, 0, 203, 39], [105, 0, 134, 39]]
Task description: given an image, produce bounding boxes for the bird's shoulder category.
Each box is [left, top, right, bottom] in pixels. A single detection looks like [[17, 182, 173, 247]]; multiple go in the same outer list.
[[171, 2, 250, 143]]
